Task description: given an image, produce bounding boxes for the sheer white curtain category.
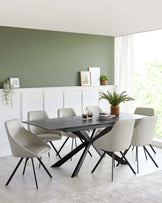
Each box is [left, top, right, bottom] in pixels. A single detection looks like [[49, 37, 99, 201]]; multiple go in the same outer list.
[[115, 35, 135, 113]]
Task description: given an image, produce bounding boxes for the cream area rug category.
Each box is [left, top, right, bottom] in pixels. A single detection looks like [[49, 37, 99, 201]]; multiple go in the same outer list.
[[43, 171, 162, 203]]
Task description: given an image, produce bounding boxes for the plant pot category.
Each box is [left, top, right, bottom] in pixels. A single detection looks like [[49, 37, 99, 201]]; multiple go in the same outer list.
[[111, 106, 120, 116], [101, 80, 107, 85]]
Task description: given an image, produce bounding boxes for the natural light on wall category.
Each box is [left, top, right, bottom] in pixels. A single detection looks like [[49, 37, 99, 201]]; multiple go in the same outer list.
[[133, 30, 162, 137]]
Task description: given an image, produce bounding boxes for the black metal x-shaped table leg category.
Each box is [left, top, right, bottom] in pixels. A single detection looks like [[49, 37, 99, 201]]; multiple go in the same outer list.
[[51, 127, 127, 177], [51, 129, 94, 177]]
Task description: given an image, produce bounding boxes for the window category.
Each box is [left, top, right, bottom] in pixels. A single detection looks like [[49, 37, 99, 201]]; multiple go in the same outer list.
[[134, 30, 162, 137]]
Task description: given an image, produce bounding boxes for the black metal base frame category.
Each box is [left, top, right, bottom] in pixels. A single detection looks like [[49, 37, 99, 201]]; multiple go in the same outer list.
[[6, 157, 52, 189], [51, 127, 128, 178], [56, 136, 93, 158]]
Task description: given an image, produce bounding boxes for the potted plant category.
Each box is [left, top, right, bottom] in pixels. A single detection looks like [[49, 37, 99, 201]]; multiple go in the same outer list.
[[100, 75, 108, 85], [3, 79, 14, 106], [99, 90, 134, 115]]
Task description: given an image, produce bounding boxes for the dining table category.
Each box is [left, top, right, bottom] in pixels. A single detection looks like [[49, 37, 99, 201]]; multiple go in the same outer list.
[[23, 112, 146, 177]]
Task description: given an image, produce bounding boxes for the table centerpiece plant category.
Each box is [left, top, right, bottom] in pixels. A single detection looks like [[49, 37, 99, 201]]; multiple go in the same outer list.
[[99, 90, 134, 115]]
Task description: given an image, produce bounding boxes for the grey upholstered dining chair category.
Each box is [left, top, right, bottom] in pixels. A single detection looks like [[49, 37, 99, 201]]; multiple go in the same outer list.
[[5, 119, 52, 189], [57, 108, 78, 154], [134, 107, 156, 154], [91, 119, 135, 181], [28, 110, 62, 159], [86, 105, 104, 134], [131, 116, 158, 173], [57, 108, 92, 157], [86, 105, 103, 115]]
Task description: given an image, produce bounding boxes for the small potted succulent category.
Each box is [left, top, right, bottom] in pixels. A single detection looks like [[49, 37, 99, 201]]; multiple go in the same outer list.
[[99, 90, 134, 115], [100, 75, 108, 85]]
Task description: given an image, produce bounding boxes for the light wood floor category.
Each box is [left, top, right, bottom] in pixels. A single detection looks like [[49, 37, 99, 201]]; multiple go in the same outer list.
[[0, 142, 162, 203]]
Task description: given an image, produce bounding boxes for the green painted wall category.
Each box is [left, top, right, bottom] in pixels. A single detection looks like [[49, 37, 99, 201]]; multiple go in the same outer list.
[[0, 26, 114, 88]]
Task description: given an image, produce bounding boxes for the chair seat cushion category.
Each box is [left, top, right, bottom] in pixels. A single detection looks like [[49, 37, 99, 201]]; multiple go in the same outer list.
[[63, 130, 91, 138], [36, 133, 61, 142], [62, 132, 77, 138], [26, 145, 50, 156]]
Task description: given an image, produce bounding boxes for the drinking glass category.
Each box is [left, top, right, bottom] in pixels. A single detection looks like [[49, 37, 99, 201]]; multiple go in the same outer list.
[[82, 113, 87, 120], [88, 111, 93, 119]]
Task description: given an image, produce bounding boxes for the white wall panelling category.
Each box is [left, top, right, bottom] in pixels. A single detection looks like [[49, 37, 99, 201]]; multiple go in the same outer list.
[[0, 93, 3, 144], [82, 89, 99, 113], [64, 90, 82, 115], [22, 91, 44, 121], [44, 90, 64, 118], [0, 85, 116, 146], [0, 92, 21, 144]]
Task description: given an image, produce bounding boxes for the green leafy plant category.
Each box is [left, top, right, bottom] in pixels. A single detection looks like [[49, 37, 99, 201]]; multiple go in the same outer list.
[[3, 79, 14, 105], [100, 75, 108, 81], [99, 90, 135, 106], [134, 60, 162, 137]]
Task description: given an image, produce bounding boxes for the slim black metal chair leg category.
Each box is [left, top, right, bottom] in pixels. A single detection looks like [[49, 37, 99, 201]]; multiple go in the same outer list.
[[48, 152, 50, 157], [57, 137, 69, 155], [143, 146, 147, 160], [91, 152, 105, 173], [135, 146, 137, 162], [50, 141, 62, 159], [87, 149, 93, 157], [136, 146, 139, 173], [149, 144, 156, 154], [39, 156, 42, 168], [71, 138, 74, 151], [144, 146, 158, 168], [111, 152, 114, 181], [37, 157, 52, 178], [22, 158, 29, 175], [70, 138, 74, 161], [6, 157, 24, 186], [31, 158, 38, 189], [120, 152, 136, 174], [116, 145, 131, 167], [75, 138, 77, 148]]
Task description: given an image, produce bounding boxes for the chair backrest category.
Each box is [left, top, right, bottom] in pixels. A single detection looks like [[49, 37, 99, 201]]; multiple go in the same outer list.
[[134, 107, 154, 127], [134, 107, 154, 116], [131, 116, 157, 146], [93, 119, 135, 152], [86, 106, 103, 115], [28, 110, 49, 135], [5, 119, 45, 157], [57, 108, 77, 118]]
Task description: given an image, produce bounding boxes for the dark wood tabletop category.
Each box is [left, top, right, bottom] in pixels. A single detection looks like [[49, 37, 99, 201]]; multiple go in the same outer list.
[[23, 112, 145, 132]]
